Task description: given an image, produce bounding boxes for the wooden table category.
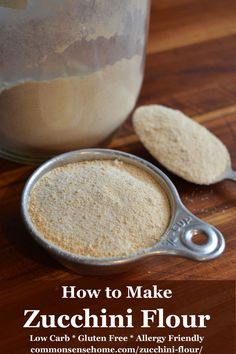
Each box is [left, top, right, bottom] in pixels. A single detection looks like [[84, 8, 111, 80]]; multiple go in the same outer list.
[[1, 0, 236, 287]]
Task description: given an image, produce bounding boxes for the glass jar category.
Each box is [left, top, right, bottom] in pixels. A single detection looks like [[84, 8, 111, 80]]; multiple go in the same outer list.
[[0, 0, 150, 163]]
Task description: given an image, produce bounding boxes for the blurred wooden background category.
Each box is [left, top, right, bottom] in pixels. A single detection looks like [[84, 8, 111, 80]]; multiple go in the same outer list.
[[0, 0, 236, 286]]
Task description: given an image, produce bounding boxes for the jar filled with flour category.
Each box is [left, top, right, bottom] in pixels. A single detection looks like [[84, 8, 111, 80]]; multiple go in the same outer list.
[[0, 0, 150, 163]]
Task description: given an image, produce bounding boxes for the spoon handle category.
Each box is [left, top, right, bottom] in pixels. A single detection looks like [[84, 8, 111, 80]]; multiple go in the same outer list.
[[226, 169, 236, 182]]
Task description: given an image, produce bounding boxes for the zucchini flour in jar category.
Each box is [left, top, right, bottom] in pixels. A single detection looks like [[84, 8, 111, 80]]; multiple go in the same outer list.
[[28, 159, 171, 258], [0, 0, 150, 161]]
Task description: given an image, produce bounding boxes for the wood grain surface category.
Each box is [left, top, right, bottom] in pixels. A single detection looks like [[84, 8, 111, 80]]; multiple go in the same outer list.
[[0, 0, 236, 287]]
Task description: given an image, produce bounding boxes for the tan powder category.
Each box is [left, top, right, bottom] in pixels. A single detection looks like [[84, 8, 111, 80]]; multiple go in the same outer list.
[[0, 56, 142, 154], [133, 105, 230, 185], [28, 160, 171, 258], [0, 0, 148, 156]]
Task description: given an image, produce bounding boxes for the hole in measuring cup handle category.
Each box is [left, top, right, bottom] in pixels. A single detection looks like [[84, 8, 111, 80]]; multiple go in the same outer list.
[[181, 224, 219, 254]]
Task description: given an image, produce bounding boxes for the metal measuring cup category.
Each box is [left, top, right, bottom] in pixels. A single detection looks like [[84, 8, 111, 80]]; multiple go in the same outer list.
[[21, 149, 225, 275]]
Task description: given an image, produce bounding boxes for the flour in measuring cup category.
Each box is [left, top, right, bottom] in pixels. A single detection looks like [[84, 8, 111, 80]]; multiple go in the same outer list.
[[28, 159, 171, 258]]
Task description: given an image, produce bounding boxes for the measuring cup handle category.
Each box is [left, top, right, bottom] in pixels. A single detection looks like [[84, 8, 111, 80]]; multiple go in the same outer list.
[[155, 208, 225, 261]]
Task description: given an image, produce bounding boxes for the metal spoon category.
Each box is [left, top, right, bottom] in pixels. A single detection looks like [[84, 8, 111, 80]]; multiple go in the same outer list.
[[133, 105, 236, 185], [215, 165, 236, 183]]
